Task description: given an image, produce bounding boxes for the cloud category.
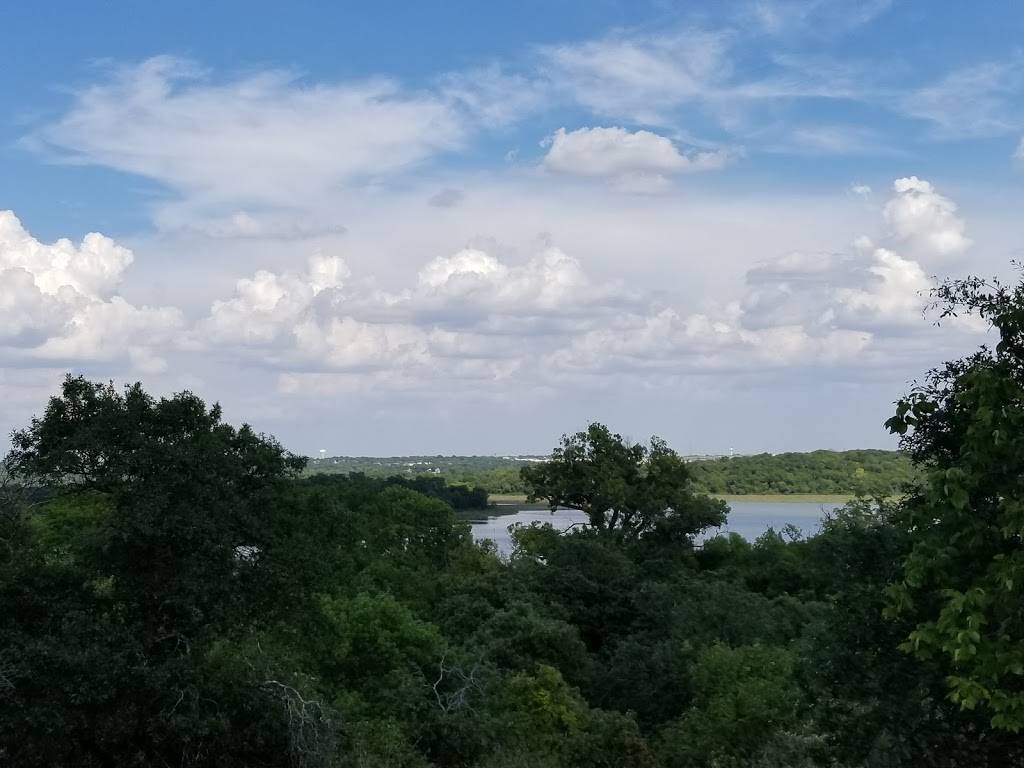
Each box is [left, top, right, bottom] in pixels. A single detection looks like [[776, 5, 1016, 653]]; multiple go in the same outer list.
[[35, 298, 183, 374], [0, 174, 985, 415], [166, 211, 347, 240], [205, 252, 349, 347], [764, 183, 990, 354], [537, 24, 877, 139], [742, 0, 893, 37], [555, 304, 872, 376], [835, 248, 930, 326], [438, 65, 548, 127], [0, 210, 133, 297], [203, 253, 439, 374], [736, 179, 970, 336], [24, 29, 973, 261], [428, 188, 465, 208], [903, 59, 1024, 138], [785, 125, 883, 155], [32, 56, 468, 211], [417, 248, 509, 291], [531, 19, 1014, 158], [409, 246, 610, 320], [0, 171, 995, 455], [26, 20, 1014, 268], [739, 251, 854, 330], [539, 30, 732, 125], [621, 177, 976, 374], [561, 241, 930, 380], [542, 126, 730, 190], [744, 244, 933, 334], [199, 242, 633, 379], [0, 211, 182, 370], [883, 176, 970, 258], [196, 179, 969, 388]]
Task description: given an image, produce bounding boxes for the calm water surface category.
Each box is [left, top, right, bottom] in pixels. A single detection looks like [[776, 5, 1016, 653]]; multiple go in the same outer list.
[[469, 500, 843, 556]]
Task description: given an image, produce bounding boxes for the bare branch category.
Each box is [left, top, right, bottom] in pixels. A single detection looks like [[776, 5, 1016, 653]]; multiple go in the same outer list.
[[560, 521, 589, 535], [0, 651, 17, 697], [261, 679, 335, 768], [428, 654, 483, 715]]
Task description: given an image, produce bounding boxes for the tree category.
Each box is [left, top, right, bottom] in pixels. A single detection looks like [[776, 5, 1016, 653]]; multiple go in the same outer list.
[[1, 376, 320, 767], [520, 423, 726, 542], [6, 375, 307, 645], [656, 644, 807, 768], [885, 273, 1024, 730], [800, 500, 1024, 766]]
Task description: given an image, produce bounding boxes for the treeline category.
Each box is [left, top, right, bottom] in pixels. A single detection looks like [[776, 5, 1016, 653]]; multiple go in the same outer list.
[[305, 472, 489, 511], [687, 449, 916, 496], [309, 456, 531, 495], [309, 450, 916, 498]]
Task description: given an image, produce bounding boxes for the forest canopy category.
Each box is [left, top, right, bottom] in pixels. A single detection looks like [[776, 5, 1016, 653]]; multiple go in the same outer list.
[[3, 272, 1024, 766]]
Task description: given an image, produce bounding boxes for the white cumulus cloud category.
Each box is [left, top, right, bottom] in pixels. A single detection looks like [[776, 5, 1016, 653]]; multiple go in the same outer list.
[[623, 176, 980, 375], [0, 211, 133, 297], [543, 126, 729, 190], [835, 248, 931, 325], [206, 253, 349, 346], [413, 246, 597, 314], [0, 211, 182, 370], [883, 176, 971, 258], [200, 242, 620, 379], [0, 175, 990, 415]]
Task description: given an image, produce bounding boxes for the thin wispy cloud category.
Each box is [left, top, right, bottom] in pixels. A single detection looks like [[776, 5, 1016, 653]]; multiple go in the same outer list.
[[902, 58, 1024, 138], [741, 0, 894, 38], [31, 56, 469, 209]]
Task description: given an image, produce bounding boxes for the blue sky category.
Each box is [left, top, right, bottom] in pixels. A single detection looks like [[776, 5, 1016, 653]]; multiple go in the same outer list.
[[1, 1, 1022, 454]]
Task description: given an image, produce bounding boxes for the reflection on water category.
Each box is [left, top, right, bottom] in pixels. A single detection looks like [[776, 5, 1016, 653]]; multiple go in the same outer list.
[[468, 501, 844, 556]]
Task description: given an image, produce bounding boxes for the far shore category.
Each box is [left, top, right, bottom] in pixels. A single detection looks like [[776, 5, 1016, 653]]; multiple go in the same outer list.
[[487, 492, 857, 505]]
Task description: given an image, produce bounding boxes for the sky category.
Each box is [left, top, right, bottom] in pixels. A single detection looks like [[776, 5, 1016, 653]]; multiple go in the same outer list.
[[1, 0, 1022, 456]]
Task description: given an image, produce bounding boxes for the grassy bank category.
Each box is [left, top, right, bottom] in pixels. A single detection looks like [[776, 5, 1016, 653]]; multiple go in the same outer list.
[[713, 493, 854, 503], [488, 493, 535, 504]]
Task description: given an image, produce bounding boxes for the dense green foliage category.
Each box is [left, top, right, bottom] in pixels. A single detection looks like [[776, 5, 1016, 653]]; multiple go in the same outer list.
[[305, 473, 489, 511], [687, 449, 916, 497], [884, 273, 1024, 731], [308, 450, 914, 499], [5, 274, 1024, 767], [521, 423, 726, 540]]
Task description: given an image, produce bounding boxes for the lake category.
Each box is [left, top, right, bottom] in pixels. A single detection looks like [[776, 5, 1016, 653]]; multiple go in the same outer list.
[[468, 500, 844, 556]]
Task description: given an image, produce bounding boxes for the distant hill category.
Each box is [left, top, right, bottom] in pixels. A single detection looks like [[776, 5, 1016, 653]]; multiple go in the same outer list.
[[306, 449, 915, 498]]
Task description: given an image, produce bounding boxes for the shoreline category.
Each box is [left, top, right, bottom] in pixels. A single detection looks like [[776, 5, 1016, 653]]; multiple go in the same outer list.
[[487, 492, 855, 506]]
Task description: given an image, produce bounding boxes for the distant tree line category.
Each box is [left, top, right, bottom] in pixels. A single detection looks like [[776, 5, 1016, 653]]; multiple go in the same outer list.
[[310, 450, 916, 498], [305, 472, 489, 511], [687, 449, 917, 496], [309, 458, 530, 496]]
